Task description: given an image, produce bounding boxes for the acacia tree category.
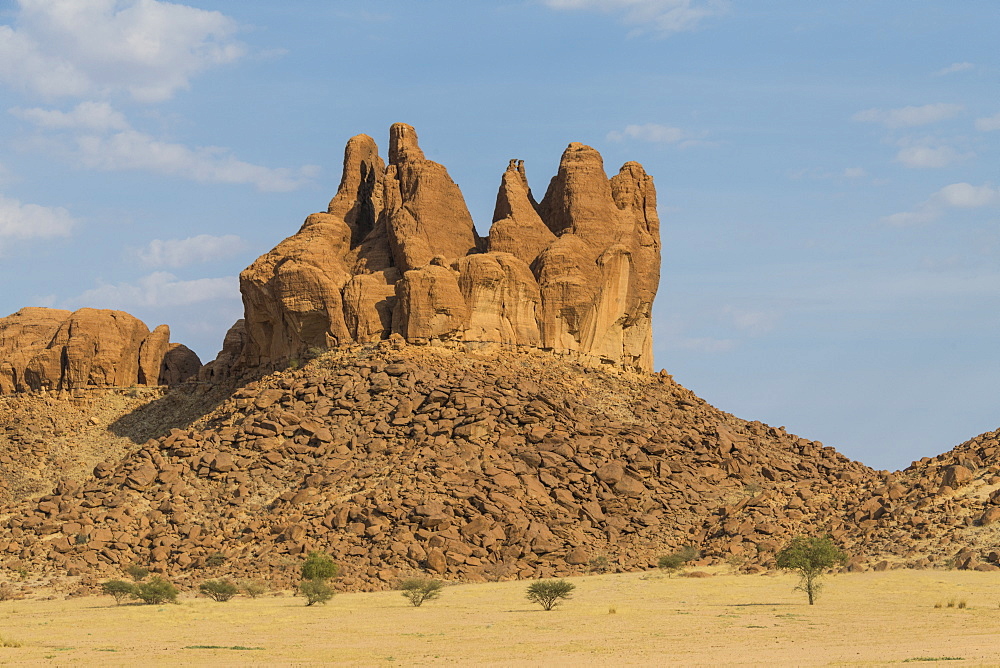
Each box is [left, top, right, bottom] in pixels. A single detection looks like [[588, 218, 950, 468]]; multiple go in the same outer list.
[[526, 579, 575, 611], [775, 535, 847, 605]]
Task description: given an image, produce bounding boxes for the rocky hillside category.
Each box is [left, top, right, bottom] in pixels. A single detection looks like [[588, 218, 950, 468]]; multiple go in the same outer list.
[[0, 343, 882, 592]]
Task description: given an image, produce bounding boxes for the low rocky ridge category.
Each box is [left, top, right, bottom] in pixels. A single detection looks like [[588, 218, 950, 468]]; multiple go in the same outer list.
[[0, 344, 883, 592], [0, 307, 201, 395], [832, 429, 1000, 572], [238, 123, 660, 374]]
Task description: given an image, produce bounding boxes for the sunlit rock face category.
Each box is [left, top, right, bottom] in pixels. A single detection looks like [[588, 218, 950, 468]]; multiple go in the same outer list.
[[239, 123, 660, 372]]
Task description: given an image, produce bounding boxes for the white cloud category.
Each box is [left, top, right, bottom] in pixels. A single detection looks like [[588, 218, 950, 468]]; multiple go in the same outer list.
[[853, 103, 964, 129], [0, 193, 75, 240], [607, 122, 706, 147], [14, 102, 317, 191], [975, 113, 1000, 132], [10, 100, 128, 131], [135, 234, 247, 268], [937, 183, 1000, 208], [932, 62, 974, 76], [843, 167, 867, 179], [73, 129, 315, 191], [883, 182, 1000, 226], [543, 0, 729, 36], [894, 143, 970, 169], [0, 0, 245, 102], [70, 271, 239, 309]]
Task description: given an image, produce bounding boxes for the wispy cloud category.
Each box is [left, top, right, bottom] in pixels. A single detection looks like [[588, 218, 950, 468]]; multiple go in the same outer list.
[[69, 271, 239, 309], [0, 193, 75, 241], [14, 102, 318, 191], [894, 141, 971, 169], [883, 182, 1000, 226], [0, 0, 245, 102], [135, 234, 248, 268], [542, 0, 729, 36], [932, 62, 974, 77], [975, 113, 1000, 132], [606, 122, 706, 147], [10, 101, 128, 131], [853, 103, 963, 129]]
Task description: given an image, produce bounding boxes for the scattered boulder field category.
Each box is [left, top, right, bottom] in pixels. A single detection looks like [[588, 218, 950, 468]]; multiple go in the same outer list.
[[1, 123, 998, 594]]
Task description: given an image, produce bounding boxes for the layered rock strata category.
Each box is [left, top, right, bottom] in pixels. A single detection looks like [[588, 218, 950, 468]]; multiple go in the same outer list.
[[0, 307, 201, 394], [240, 123, 660, 372]]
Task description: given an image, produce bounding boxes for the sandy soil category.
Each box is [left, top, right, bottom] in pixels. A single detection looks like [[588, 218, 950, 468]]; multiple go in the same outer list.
[[1, 568, 999, 666]]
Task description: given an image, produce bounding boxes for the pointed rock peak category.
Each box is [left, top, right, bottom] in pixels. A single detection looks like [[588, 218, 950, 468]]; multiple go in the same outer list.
[[389, 122, 425, 165], [329, 133, 384, 222], [618, 160, 647, 177], [559, 142, 606, 172]]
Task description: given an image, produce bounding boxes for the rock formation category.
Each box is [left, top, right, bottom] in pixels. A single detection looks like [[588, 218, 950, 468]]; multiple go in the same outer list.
[[0, 307, 201, 394], [239, 123, 659, 372]]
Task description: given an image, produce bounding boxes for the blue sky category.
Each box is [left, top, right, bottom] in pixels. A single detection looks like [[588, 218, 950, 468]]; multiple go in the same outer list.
[[1, 1, 998, 470]]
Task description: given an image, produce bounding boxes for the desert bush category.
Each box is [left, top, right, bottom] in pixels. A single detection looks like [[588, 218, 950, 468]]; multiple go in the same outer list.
[[0, 583, 18, 601], [134, 576, 178, 605], [399, 578, 444, 607], [588, 555, 610, 573], [526, 579, 575, 611], [101, 580, 138, 605], [199, 579, 238, 602], [0, 635, 22, 648], [299, 579, 334, 606], [658, 545, 699, 577], [301, 551, 339, 581], [657, 554, 684, 576], [124, 564, 149, 581], [238, 579, 268, 599], [204, 553, 228, 568], [775, 535, 847, 605]]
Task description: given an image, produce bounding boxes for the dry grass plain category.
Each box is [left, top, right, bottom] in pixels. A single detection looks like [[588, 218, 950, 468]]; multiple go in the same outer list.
[[2, 568, 1000, 666]]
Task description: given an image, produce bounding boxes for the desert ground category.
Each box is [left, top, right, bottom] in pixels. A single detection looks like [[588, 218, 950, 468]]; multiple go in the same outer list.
[[1, 568, 999, 666]]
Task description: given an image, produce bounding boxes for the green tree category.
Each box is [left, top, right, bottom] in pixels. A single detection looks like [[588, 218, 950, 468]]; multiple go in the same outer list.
[[299, 579, 334, 606], [775, 535, 847, 605], [301, 551, 339, 582], [657, 545, 698, 577], [526, 579, 575, 611], [134, 576, 179, 605], [199, 579, 239, 602], [123, 563, 149, 581], [399, 578, 444, 607], [101, 580, 138, 605], [238, 579, 268, 599]]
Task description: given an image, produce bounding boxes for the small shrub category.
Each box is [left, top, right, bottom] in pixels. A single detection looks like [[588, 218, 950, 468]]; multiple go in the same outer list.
[[947, 599, 956, 608], [124, 564, 149, 581], [299, 579, 334, 606], [301, 551, 339, 582], [239, 579, 268, 599], [74, 533, 89, 545], [675, 545, 700, 562], [657, 554, 684, 576], [399, 578, 444, 607], [957, 600, 967, 609], [101, 580, 138, 605], [0, 635, 22, 648], [588, 556, 610, 573], [135, 576, 178, 605], [199, 579, 238, 602], [608, 606, 617, 614], [526, 579, 575, 611], [204, 553, 227, 568]]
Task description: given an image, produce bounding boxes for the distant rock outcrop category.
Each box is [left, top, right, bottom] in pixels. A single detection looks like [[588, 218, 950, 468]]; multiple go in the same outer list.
[[0, 307, 201, 393], [239, 123, 660, 372]]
